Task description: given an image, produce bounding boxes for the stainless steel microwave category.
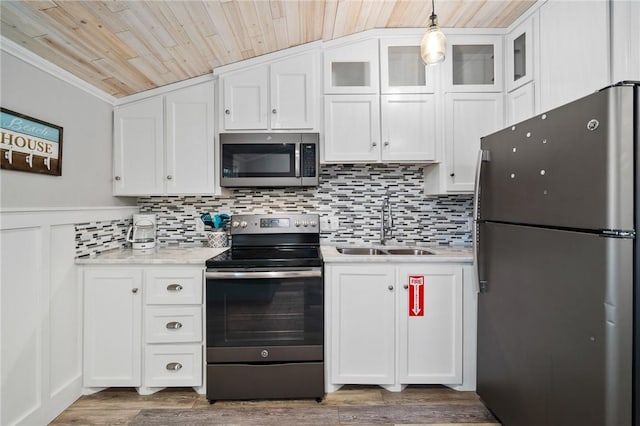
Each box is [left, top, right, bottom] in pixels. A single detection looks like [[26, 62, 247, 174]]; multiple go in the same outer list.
[[220, 133, 319, 187]]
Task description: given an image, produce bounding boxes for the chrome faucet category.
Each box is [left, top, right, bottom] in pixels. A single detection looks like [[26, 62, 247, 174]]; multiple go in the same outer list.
[[380, 194, 394, 245]]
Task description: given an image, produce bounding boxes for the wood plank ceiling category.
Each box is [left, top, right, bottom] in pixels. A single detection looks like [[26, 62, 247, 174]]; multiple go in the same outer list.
[[0, 1, 535, 98]]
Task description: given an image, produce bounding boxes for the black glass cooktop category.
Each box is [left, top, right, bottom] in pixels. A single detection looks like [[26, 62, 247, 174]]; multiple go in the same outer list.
[[206, 246, 322, 269]]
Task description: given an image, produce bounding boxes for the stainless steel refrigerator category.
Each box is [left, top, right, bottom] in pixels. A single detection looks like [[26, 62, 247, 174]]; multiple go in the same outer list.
[[476, 82, 639, 426]]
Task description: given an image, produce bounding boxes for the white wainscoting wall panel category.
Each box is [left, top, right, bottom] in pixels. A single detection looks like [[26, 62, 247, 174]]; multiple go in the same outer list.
[[0, 206, 137, 425]]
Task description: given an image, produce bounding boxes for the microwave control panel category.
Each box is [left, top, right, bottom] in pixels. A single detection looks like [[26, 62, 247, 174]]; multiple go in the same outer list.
[[301, 143, 317, 178]]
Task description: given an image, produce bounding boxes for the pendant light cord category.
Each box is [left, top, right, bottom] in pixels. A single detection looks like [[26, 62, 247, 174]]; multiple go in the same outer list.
[[431, 0, 436, 19]]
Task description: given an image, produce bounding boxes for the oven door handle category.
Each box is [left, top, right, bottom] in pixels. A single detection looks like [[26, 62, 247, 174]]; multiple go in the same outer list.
[[205, 269, 322, 280]]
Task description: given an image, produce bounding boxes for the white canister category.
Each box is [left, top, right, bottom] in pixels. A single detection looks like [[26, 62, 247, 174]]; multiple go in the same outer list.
[[206, 230, 228, 248]]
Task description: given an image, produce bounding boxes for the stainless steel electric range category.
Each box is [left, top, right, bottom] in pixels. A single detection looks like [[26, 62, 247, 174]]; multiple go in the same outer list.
[[204, 213, 324, 402]]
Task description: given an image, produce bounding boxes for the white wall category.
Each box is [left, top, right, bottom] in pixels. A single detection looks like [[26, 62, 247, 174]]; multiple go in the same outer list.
[[0, 50, 134, 208], [0, 47, 137, 425]]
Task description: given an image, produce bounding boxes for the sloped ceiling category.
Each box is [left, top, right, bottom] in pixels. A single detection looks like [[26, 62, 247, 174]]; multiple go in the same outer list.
[[0, 1, 535, 98]]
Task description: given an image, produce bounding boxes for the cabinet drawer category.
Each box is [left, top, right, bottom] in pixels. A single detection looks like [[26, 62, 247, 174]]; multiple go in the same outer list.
[[145, 269, 202, 304], [144, 344, 202, 387], [145, 306, 202, 343]]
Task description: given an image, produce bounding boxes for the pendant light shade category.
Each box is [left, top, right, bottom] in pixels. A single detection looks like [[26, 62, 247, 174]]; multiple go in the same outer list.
[[420, 0, 447, 65]]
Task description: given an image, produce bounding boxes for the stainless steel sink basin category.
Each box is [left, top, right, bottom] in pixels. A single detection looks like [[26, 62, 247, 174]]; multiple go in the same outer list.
[[335, 247, 435, 256], [384, 248, 434, 255], [336, 247, 386, 255]]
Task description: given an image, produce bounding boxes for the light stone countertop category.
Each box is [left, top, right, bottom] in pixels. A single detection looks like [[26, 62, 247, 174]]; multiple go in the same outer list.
[[75, 246, 229, 265], [320, 244, 473, 263]]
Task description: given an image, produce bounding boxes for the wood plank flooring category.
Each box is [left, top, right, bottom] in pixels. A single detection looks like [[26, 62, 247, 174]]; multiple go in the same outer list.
[[51, 385, 500, 425]]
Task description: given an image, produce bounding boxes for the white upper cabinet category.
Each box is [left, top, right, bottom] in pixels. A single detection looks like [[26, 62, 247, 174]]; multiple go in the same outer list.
[[324, 38, 379, 94], [442, 92, 504, 193], [113, 97, 165, 196], [380, 94, 436, 162], [113, 81, 216, 196], [270, 54, 317, 129], [324, 94, 381, 163], [165, 82, 216, 195], [538, 0, 609, 112], [222, 66, 269, 130], [506, 18, 534, 92], [380, 37, 436, 94], [220, 52, 318, 131], [444, 35, 504, 93]]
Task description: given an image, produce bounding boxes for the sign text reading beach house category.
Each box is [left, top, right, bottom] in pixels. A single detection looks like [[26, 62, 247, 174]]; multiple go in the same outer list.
[[1, 108, 63, 176]]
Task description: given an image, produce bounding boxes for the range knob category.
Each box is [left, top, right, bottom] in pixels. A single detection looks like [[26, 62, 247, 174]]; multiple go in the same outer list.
[[240, 221, 248, 228], [303, 221, 309, 227], [295, 221, 301, 227], [232, 221, 240, 228], [310, 221, 317, 227]]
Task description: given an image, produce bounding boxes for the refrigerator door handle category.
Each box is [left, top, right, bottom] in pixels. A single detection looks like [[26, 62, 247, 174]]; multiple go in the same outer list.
[[472, 149, 487, 294]]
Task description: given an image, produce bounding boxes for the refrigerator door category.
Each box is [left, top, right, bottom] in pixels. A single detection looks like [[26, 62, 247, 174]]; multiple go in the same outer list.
[[479, 85, 636, 232], [477, 222, 633, 426]]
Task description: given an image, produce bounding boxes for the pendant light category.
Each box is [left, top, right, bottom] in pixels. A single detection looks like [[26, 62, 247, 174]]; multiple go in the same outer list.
[[420, 0, 447, 65]]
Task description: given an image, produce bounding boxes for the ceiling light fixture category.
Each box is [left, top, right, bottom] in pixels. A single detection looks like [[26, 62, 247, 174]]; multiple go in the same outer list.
[[420, 0, 447, 65]]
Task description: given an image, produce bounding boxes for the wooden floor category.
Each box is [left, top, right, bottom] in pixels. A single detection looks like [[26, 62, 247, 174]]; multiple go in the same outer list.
[[50, 385, 499, 425]]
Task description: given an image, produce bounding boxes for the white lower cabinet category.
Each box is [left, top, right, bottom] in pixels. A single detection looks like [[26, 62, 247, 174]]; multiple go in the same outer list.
[[326, 262, 467, 391], [83, 266, 204, 394], [328, 265, 396, 385], [84, 269, 142, 387]]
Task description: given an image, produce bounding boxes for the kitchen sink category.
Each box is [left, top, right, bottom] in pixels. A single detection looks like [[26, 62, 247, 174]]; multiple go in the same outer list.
[[336, 247, 386, 255], [335, 247, 435, 256], [384, 248, 434, 255]]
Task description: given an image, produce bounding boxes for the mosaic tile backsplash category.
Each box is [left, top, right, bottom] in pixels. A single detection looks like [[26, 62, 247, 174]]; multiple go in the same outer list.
[[75, 217, 131, 257], [140, 164, 473, 247], [75, 164, 473, 256]]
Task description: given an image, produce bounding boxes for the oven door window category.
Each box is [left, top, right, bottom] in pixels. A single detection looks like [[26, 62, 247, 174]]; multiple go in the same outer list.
[[207, 275, 323, 347], [222, 144, 296, 178]]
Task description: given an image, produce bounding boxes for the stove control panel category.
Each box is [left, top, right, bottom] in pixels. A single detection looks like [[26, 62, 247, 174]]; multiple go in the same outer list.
[[230, 214, 319, 234]]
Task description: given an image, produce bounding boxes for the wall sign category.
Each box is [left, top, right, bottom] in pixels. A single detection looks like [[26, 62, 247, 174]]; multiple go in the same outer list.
[[0, 108, 63, 176], [409, 275, 425, 316]]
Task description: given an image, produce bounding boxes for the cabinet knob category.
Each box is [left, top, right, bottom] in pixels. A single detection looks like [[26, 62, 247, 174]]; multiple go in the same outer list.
[[166, 175, 173, 180], [166, 362, 182, 371], [114, 176, 121, 181], [272, 108, 277, 114], [132, 288, 139, 294], [225, 109, 230, 115], [450, 173, 455, 177], [388, 285, 394, 291], [403, 284, 409, 290], [383, 141, 390, 147], [166, 321, 183, 330], [372, 141, 378, 148], [167, 284, 183, 292]]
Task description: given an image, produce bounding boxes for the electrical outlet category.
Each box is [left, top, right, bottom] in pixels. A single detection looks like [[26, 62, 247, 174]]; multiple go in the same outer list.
[[320, 216, 340, 232]]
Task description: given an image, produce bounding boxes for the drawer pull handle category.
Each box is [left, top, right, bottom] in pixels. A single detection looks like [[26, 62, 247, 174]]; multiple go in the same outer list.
[[166, 321, 183, 330], [167, 284, 183, 292], [166, 362, 182, 371]]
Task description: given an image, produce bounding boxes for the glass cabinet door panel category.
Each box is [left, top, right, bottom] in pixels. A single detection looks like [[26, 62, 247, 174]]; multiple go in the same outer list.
[[452, 44, 495, 86], [388, 46, 426, 87], [513, 33, 526, 82], [332, 62, 370, 87]]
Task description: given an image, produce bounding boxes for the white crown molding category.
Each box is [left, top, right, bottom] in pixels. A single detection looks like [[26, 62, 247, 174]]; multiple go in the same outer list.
[[0, 35, 117, 105]]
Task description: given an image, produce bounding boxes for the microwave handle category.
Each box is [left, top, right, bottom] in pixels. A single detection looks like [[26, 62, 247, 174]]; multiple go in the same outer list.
[[295, 144, 301, 178]]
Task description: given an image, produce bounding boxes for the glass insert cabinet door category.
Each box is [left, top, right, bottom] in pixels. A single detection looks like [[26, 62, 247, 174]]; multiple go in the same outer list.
[[380, 37, 437, 94], [444, 35, 503, 93], [323, 38, 380, 94], [506, 18, 534, 92]]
